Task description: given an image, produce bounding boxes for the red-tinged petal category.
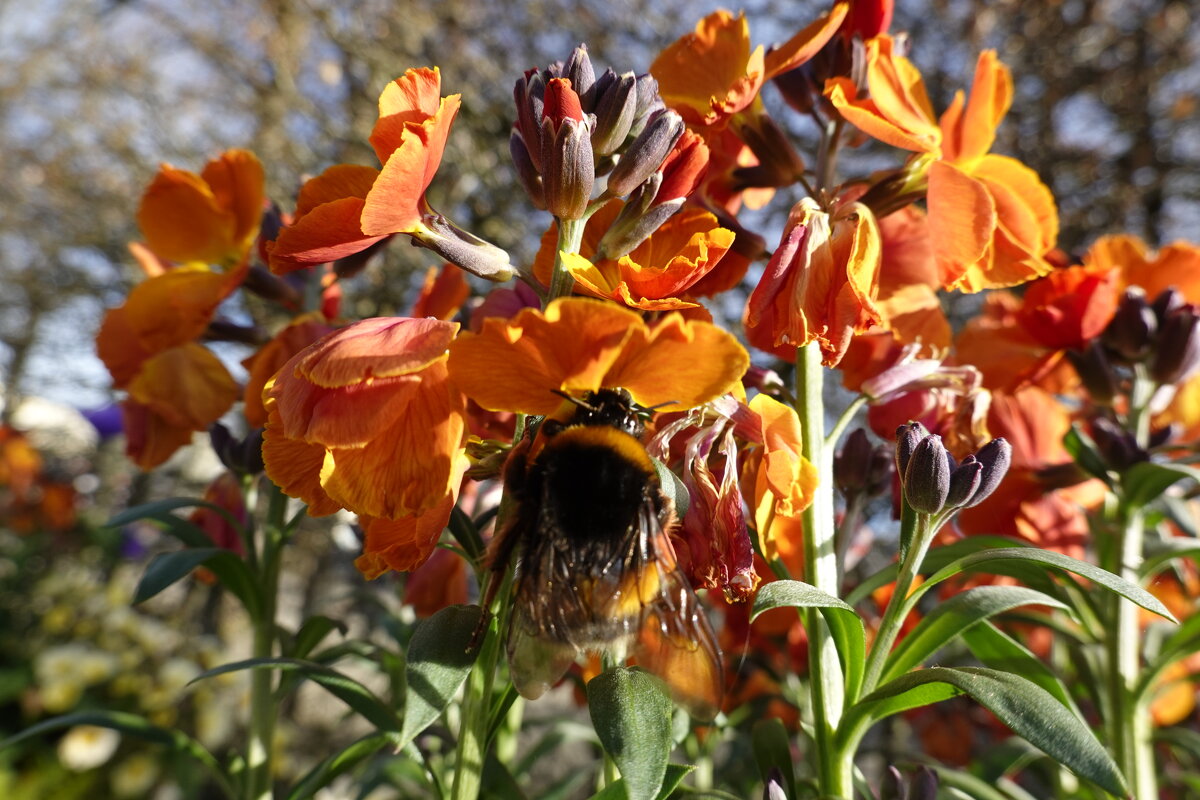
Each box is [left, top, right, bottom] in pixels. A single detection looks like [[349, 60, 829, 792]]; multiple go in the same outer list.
[[972, 154, 1058, 258], [127, 344, 239, 430], [270, 369, 421, 446], [763, 2, 847, 78], [941, 52, 1013, 164], [1017, 265, 1120, 350], [322, 361, 467, 519], [878, 205, 938, 292], [605, 314, 749, 410], [620, 215, 735, 299], [842, 0, 894, 40], [357, 490, 459, 577], [877, 283, 952, 350], [120, 267, 241, 354], [370, 67, 445, 164], [241, 315, 337, 428], [651, 10, 762, 126], [410, 263, 470, 320], [268, 196, 388, 274], [748, 394, 816, 519], [199, 149, 265, 248], [927, 161, 995, 289], [294, 164, 380, 220], [294, 317, 459, 388], [448, 298, 637, 414], [137, 165, 235, 264], [543, 78, 585, 123], [657, 130, 710, 203], [261, 407, 342, 517], [122, 399, 197, 470], [402, 545, 469, 614]]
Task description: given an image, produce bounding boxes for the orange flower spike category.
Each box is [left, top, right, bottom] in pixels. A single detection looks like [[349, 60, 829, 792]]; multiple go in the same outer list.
[[262, 317, 468, 520], [137, 149, 264, 266], [361, 68, 462, 237], [267, 164, 387, 274], [448, 297, 748, 414], [746, 198, 882, 367]]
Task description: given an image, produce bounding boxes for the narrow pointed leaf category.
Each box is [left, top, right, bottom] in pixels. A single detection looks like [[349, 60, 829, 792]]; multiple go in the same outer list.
[[108, 497, 246, 543], [1122, 462, 1200, 511], [134, 548, 261, 616], [286, 732, 401, 800], [845, 536, 1028, 606], [962, 622, 1079, 713], [881, 586, 1068, 684], [752, 580, 866, 700], [752, 718, 798, 800], [587, 667, 673, 800], [586, 764, 694, 800], [288, 615, 348, 659]]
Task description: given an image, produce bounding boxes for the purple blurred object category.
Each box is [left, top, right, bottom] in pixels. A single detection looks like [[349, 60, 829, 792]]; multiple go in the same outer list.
[[82, 404, 124, 439]]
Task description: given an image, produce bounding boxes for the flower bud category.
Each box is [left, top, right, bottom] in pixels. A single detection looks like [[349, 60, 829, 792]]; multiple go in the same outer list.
[[627, 74, 665, 139], [732, 114, 805, 189], [1064, 341, 1119, 406], [590, 71, 639, 156], [1090, 416, 1147, 471], [962, 438, 1012, 507], [513, 69, 547, 173], [835, 428, 875, 495], [509, 128, 545, 209], [606, 109, 684, 197], [1102, 287, 1156, 364], [1150, 304, 1200, 385], [903, 434, 950, 514], [1151, 286, 1186, 325], [895, 421, 926, 479], [561, 45, 596, 106], [540, 78, 594, 220], [945, 455, 982, 508], [411, 214, 515, 282], [210, 423, 265, 475]]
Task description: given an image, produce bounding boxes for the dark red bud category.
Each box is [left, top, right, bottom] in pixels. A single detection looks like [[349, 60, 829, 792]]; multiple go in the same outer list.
[[904, 434, 950, 514], [963, 438, 1012, 507], [895, 421, 926, 479], [1102, 287, 1156, 364]]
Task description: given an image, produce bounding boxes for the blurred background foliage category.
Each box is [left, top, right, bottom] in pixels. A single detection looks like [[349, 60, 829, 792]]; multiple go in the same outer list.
[[0, 0, 1198, 796]]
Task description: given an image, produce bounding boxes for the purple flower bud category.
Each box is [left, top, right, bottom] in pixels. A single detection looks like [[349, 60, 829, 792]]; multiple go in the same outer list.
[[562, 45, 595, 106], [513, 70, 547, 173], [962, 438, 1012, 507], [509, 128, 545, 209], [910, 767, 939, 800], [945, 455, 983, 508], [410, 214, 514, 282], [895, 421, 926, 479], [835, 428, 875, 495], [1151, 287, 1186, 325], [1150, 305, 1200, 385], [904, 434, 950, 514], [879, 766, 904, 800], [1090, 416, 1147, 471], [1064, 341, 1118, 405], [209, 423, 265, 475], [628, 74, 664, 138], [606, 109, 684, 197], [1102, 287, 1156, 364], [590, 71, 639, 156]]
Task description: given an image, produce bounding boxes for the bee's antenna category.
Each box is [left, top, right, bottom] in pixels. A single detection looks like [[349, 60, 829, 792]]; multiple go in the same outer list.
[[551, 389, 598, 412]]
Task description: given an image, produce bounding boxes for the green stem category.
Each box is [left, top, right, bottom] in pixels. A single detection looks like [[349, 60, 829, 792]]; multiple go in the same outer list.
[[451, 614, 501, 800], [825, 395, 866, 452], [795, 343, 849, 797], [545, 216, 587, 304], [246, 482, 286, 800]]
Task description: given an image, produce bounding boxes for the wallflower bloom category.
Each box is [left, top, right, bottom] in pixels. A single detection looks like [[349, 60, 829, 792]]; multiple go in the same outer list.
[[137, 149, 265, 267], [1084, 233, 1200, 303], [262, 316, 468, 521], [827, 38, 1058, 292], [532, 201, 734, 309], [448, 297, 749, 415], [745, 197, 882, 366]]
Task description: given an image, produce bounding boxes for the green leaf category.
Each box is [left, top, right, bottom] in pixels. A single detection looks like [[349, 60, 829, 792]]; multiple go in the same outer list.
[[0, 710, 234, 797], [752, 580, 866, 701], [587, 667, 674, 800], [961, 622, 1079, 713], [845, 536, 1029, 607], [1122, 461, 1200, 511], [1141, 537, 1200, 579], [400, 604, 483, 748], [133, 548, 261, 616], [1138, 612, 1200, 701], [288, 615, 347, 660], [481, 752, 530, 800], [285, 732, 400, 800], [586, 764, 693, 800], [751, 718, 797, 800], [1062, 425, 1114, 486], [881, 586, 1069, 684], [850, 667, 1125, 796], [927, 765, 1025, 800], [108, 497, 245, 543], [912, 547, 1175, 623], [192, 658, 400, 732]]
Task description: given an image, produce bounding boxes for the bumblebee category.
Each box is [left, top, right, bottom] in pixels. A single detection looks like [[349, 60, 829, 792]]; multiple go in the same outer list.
[[485, 388, 724, 720]]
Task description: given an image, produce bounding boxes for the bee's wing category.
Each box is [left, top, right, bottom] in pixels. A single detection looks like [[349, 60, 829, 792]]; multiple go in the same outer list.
[[629, 502, 724, 722]]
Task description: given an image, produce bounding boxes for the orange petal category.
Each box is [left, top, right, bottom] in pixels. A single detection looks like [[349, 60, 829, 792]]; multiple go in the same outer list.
[[1121, 241, 1200, 304], [294, 316, 459, 388], [877, 283, 951, 350], [410, 263, 470, 320], [651, 10, 762, 126], [137, 165, 235, 264], [604, 313, 749, 410], [370, 67, 445, 164], [127, 344, 239, 430], [763, 2, 848, 78], [268, 196, 387, 274], [361, 95, 461, 236], [825, 79, 938, 153], [940, 51, 1012, 163], [448, 298, 637, 414], [357, 489, 459, 576], [199, 149, 265, 249], [96, 306, 154, 388], [121, 266, 241, 353], [261, 407, 342, 517], [927, 161, 995, 290], [241, 315, 336, 428], [865, 36, 939, 140], [322, 361, 467, 519], [294, 164, 380, 220], [121, 399, 197, 470]]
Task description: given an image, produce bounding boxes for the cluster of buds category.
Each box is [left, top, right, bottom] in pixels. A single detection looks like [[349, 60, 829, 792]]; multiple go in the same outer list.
[[1069, 287, 1200, 402], [511, 45, 704, 244], [834, 428, 894, 502], [209, 422, 265, 476], [895, 422, 1011, 515]]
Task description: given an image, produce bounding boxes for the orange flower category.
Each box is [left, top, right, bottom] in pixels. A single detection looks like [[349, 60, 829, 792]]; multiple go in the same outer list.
[[402, 545, 470, 616], [745, 197, 882, 366], [137, 149, 264, 267], [827, 38, 1058, 292], [1084, 234, 1200, 303], [742, 394, 818, 562], [241, 314, 337, 428], [262, 316, 468, 521], [651, 7, 847, 129], [447, 297, 748, 415], [532, 202, 734, 310], [410, 263, 470, 320]]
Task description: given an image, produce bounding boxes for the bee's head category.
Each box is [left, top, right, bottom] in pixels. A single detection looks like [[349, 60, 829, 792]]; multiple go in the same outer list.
[[553, 388, 645, 438]]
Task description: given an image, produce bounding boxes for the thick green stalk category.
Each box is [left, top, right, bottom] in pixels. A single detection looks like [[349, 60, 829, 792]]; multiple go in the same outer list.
[[545, 216, 587, 303], [861, 508, 931, 696], [451, 614, 501, 800], [246, 482, 286, 800], [795, 343, 849, 797]]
